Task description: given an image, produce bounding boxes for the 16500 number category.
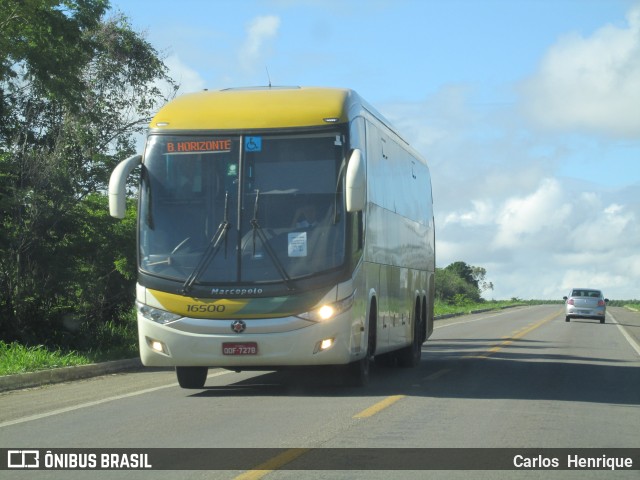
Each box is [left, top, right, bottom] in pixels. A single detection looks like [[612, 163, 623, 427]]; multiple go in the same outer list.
[[186, 304, 226, 313]]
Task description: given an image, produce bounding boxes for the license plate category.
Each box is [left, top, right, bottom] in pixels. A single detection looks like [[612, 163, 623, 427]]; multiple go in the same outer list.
[[222, 342, 258, 355], [578, 310, 590, 314]]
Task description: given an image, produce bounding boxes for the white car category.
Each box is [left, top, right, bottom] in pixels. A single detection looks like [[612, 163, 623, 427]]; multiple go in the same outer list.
[[563, 289, 608, 324]]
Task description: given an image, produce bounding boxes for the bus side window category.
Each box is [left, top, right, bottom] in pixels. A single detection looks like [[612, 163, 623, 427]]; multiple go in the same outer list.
[[350, 210, 363, 263]]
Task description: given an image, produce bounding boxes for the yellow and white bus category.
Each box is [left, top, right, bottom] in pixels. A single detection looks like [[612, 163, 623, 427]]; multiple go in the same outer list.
[[109, 87, 435, 388]]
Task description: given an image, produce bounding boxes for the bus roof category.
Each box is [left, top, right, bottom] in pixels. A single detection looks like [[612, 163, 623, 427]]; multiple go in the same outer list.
[[149, 86, 359, 131]]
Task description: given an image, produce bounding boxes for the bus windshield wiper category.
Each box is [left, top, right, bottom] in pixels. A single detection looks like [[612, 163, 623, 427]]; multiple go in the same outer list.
[[333, 158, 346, 224], [250, 190, 296, 291], [181, 192, 230, 294]]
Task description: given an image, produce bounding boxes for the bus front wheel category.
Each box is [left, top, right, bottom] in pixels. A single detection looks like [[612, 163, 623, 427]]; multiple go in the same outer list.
[[345, 309, 375, 387], [346, 353, 370, 387], [176, 366, 208, 389]]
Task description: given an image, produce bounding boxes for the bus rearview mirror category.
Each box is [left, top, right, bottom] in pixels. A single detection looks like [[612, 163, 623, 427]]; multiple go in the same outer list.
[[109, 154, 142, 218], [346, 149, 365, 212]]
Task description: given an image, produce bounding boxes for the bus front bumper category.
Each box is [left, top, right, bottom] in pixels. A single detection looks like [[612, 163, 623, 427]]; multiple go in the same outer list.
[[137, 312, 365, 368]]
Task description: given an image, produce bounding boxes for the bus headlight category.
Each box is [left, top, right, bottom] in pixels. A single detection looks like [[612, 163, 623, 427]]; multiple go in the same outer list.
[[317, 305, 335, 320], [297, 293, 354, 322], [137, 302, 182, 324]]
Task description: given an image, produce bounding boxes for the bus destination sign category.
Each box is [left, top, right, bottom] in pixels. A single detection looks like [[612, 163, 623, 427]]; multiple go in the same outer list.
[[166, 139, 232, 153]]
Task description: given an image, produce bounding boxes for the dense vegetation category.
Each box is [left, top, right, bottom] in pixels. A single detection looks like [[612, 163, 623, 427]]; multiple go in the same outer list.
[[435, 261, 494, 304], [0, 0, 176, 355]]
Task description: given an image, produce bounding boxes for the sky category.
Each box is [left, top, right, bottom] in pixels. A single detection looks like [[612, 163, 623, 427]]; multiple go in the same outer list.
[[109, 0, 640, 300]]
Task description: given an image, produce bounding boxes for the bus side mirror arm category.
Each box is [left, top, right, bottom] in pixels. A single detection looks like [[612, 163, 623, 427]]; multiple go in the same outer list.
[[346, 149, 366, 212], [109, 154, 142, 218]]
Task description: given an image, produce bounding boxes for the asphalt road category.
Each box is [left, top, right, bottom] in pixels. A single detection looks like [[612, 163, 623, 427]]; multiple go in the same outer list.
[[1, 305, 639, 479]]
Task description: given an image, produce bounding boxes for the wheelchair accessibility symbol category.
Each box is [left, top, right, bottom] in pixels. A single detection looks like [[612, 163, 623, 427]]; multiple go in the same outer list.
[[245, 136, 262, 152]]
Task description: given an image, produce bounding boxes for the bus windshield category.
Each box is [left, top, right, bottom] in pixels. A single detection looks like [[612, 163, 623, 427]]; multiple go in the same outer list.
[[139, 131, 347, 287]]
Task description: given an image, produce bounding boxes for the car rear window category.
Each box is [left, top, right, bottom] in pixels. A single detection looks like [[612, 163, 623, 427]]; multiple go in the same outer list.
[[571, 290, 601, 297]]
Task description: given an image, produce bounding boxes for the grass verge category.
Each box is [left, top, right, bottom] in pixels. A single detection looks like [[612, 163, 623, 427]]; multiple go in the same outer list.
[[1, 308, 139, 376], [0, 342, 92, 376], [434, 299, 524, 317]]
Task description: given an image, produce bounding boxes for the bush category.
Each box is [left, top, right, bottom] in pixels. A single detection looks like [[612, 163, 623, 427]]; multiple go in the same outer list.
[[435, 267, 481, 304]]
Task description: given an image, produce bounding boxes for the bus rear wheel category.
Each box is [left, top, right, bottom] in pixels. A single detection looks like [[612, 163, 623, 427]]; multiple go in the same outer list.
[[397, 305, 423, 368], [176, 366, 208, 389]]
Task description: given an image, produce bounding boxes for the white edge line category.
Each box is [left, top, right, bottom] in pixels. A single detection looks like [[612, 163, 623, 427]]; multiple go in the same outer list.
[[0, 370, 232, 428], [607, 311, 640, 358], [434, 309, 517, 330]]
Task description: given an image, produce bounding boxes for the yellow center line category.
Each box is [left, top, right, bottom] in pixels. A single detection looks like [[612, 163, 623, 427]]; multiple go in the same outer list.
[[233, 448, 311, 480], [467, 309, 561, 359], [353, 394, 406, 419], [233, 309, 563, 479], [233, 395, 407, 479]]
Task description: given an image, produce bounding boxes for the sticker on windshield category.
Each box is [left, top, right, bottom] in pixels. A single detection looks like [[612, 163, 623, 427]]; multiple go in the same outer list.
[[288, 232, 307, 257], [245, 136, 262, 152]]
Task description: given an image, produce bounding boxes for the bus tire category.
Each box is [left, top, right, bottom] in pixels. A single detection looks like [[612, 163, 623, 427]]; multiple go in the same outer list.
[[346, 354, 370, 387], [345, 303, 376, 386], [176, 366, 208, 389], [374, 351, 397, 367], [397, 303, 423, 368]]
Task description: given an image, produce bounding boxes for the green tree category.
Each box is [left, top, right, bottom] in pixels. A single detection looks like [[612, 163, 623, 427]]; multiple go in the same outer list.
[[471, 265, 494, 294], [444, 261, 478, 289], [0, 0, 107, 109], [0, 0, 177, 345], [436, 261, 494, 304], [435, 267, 481, 304]]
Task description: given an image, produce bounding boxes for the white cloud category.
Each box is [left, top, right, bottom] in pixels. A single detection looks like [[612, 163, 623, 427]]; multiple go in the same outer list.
[[444, 200, 494, 227], [560, 269, 631, 295], [434, 168, 640, 299], [494, 178, 572, 248], [165, 54, 206, 94], [569, 201, 636, 252], [521, 4, 640, 137], [239, 15, 281, 73]]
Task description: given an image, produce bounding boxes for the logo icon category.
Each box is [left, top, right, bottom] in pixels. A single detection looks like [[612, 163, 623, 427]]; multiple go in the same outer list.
[[8, 450, 39, 469], [231, 320, 246, 333]]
